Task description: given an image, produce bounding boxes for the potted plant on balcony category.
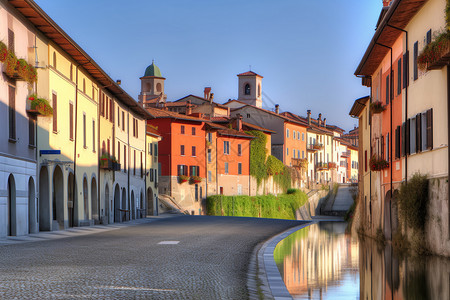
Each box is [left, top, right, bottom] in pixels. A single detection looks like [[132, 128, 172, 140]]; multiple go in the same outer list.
[[370, 101, 385, 114], [369, 155, 389, 171], [178, 175, 189, 183], [27, 94, 53, 116], [0, 41, 7, 62], [100, 153, 113, 169], [5, 50, 17, 77], [313, 143, 323, 150], [111, 156, 120, 171], [328, 162, 337, 169], [190, 175, 202, 184], [418, 31, 450, 71]]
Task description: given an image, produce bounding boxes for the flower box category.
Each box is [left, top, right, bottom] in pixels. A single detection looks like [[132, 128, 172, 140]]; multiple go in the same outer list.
[[178, 175, 189, 183], [418, 32, 450, 71], [328, 162, 337, 169], [112, 162, 121, 171], [369, 156, 389, 171], [100, 158, 114, 170], [190, 176, 202, 184], [370, 101, 385, 114], [3, 50, 37, 84], [26, 95, 53, 116]]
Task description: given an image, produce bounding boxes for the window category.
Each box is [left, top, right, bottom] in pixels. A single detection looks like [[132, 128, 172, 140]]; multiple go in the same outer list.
[[238, 144, 242, 156], [189, 166, 199, 176], [124, 145, 127, 172], [140, 152, 143, 178], [28, 118, 35, 147], [192, 146, 196, 157], [208, 171, 212, 182], [225, 162, 229, 174], [92, 120, 96, 152], [286, 147, 289, 156], [302, 132, 305, 141], [238, 163, 242, 175], [149, 143, 153, 155], [192, 127, 196, 135], [207, 132, 212, 142], [286, 128, 289, 138], [110, 99, 114, 123], [117, 107, 120, 127], [413, 41, 418, 80], [426, 109, 433, 150], [69, 102, 74, 140], [122, 111, 125, 131], [224, 141, 230, 154], [70, 64, 73, 81], [133, 118, 136, 137], [246, 113, 251, 118], [181, 145, 185, 156], [8, 85, 15, 140], [83, 113, 86, 148], [154, 144, 158, 156], [426, 29, 432, 45], [293, 130, 296, 139], [403, 52, 409, 88], [410, 117, 416, 154], [149, 168, 154, 182], [83, 79, 86, 94], [53, 51, 56, 69], [258, 84, 261, 97], [208, 149, 212, 163], [118, 142, 121, 165], [244, 83, 251, 95], [302, 151, 305, 158], [293, 149, 296, 158], [177, 165, 188, 176], [8, 29, 14, 53], [397, 58, 402, 95], [365, 150, 368, 172], [52, 93, 57, 133], [395, 126, 401, 159], [181, 125, 185, 134], [386, 75, 390, 105], [386, 133, 389, 161]]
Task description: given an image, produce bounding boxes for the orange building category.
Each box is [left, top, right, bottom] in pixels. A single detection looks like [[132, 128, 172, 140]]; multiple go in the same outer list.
[[146, 108, 206, 215]]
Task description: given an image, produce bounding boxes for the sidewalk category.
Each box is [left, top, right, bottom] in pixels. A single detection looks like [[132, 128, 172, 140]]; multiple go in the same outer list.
[[0, 213, 180, 246]]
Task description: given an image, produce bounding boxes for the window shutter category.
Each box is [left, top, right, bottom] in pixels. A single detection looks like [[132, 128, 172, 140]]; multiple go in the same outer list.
[[110, 99, 114, 122], [406, 120, 410, 155], [416, 113, 421, 152], [52, 93, 57, 133], [395, 126, 400, 159], [69, 103, 74, 140], [426, 109, 433, 150], [29, 118, 35, 146], [9, 85, 16, 140], [8, 29, 14, 52], [426, 29, 432, 45], [401, 123, 405, 157], [421, 112, 427, 151], [410, 117, 416, 154], [413, 41, 418, 81], [386, 75, 390, 105], [364, 150, 367, 172], [403, 52, 409, 88], [381, 135, 384, 159], [397, 59, 402, 95]]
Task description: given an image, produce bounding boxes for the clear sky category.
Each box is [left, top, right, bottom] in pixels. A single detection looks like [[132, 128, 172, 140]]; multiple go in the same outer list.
[[34, 0, 382, 132]]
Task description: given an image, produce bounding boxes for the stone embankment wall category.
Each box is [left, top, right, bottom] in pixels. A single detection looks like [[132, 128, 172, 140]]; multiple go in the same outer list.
[[295, 190, 328, 220]]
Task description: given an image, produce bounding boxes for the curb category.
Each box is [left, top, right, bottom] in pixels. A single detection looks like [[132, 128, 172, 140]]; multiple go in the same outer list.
[[252, 221, 314, 299]]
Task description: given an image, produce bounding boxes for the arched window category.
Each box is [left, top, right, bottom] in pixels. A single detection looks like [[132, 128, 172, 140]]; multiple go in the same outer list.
[[156, 83, 162, 92], [258, 84, 261, 97], [244, 83, 251, 95], [145, 82, 151, 92]]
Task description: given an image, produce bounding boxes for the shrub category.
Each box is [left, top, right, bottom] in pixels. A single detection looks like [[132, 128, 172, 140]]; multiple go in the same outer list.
[[392, 230, 410, 255], [397, 173, 429, 231], [375, 227, 386, 245]]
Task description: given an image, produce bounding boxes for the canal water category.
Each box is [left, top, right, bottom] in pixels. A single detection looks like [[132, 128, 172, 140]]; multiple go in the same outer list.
[[273, 222, 450, 300]]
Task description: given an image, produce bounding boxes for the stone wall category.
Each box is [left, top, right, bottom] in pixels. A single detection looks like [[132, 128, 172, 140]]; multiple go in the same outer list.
[[295, 190, 328, 220]]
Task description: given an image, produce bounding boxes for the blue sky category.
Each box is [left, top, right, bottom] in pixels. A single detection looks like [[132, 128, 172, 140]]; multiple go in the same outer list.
[[34, 0, 381, 131]]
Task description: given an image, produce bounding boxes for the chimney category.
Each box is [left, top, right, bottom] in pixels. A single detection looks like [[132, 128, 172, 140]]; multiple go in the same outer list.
[[383, 0, 391, 7], [236, 114, 243, 131], [186, 100, 192, 115], [323, 118, 327, 128], [204, 87, 211, 100], [307, 110, 311, 126], [209, 92, 214, 103], [318, 113, 322, 126], [275, 104, 279, 114]]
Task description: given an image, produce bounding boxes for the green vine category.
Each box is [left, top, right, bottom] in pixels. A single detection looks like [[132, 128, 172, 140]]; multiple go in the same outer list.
[[246, 130, 268, 186], [446, 0, 450, 32]]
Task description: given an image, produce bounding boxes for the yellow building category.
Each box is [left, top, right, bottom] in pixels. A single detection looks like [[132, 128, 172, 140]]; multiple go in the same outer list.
[[145, 125, 161, 216]]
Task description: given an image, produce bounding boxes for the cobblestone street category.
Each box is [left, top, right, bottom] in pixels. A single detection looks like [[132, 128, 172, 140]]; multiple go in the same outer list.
[[0, 215, 301, 299]]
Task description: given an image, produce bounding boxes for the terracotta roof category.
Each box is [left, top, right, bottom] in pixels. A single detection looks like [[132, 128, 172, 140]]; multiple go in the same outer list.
[[204, 122, 253, 139], [237, 71, 263, 78], [349, 96, 370, 118], [145, 108, 205, 122], [146, 125, 160, 137], [242, 121, 276, 134], [164, 101, 189, 107], [173, 94, 229, 109], [355, 0, 428, 76], [9, 0, 152, 120], [210, 116, 230, 122]]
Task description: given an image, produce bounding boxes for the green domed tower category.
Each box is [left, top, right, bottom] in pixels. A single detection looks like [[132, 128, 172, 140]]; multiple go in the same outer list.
[[139, 60, 167, 108]]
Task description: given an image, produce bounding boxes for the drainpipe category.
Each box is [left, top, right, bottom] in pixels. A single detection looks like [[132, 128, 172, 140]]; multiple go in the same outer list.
[[375, 42, 393, 241], [97, 90, 100, 223], [448, 66, 450, 238], [127, 108, 130, 220]]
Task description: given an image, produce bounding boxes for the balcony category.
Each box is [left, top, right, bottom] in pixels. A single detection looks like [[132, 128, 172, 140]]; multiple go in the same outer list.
[[328, 162, 337, 169], [418, 34, 450, 71], [341, 151, 350, 158], [315, 162, 329, 171], [291, 158, 308, 169], [100, 157, 120, 171], [307, 143, 323, 152]]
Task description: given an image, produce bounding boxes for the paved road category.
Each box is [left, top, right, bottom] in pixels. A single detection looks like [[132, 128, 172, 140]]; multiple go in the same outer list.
[[332, 185, 355, 212], [0, 215, 301, 299]]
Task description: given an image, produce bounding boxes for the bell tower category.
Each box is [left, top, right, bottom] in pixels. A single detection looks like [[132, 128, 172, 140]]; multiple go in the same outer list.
[[139, 60, 167, 108], [237, 71, 263, 108]]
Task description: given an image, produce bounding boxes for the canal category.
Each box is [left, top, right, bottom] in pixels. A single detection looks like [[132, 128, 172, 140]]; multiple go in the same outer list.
[[273, 222, 450, 299]]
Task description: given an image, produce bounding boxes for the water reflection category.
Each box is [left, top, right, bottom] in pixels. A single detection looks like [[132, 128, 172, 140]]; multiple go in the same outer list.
[[274, 222, 450, 300]]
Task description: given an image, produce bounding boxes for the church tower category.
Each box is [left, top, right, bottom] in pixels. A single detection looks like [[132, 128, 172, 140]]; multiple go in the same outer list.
[[237, 71, 263, 108], [139, 61, 167, 108]]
